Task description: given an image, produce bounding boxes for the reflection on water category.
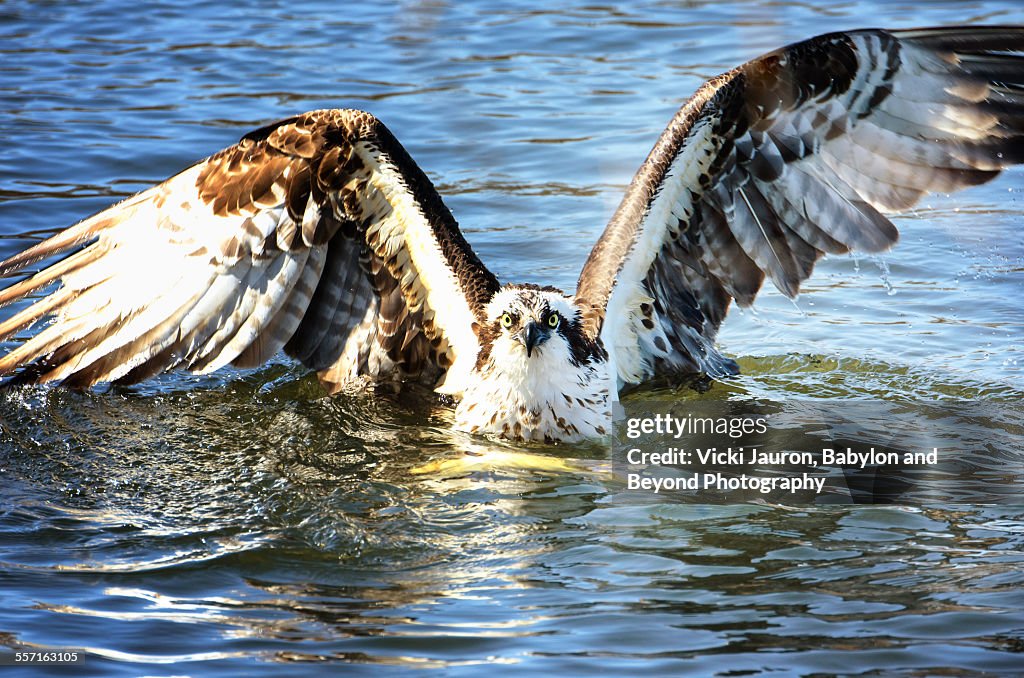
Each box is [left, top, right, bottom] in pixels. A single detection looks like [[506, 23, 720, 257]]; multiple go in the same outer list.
[[1, 0, 1024, 674], [4, 368, 1024, 673]]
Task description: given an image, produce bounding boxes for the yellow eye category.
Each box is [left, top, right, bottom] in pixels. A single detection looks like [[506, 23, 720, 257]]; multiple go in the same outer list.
[[547, 313, 560, 328], [500, 313, 513, 329]]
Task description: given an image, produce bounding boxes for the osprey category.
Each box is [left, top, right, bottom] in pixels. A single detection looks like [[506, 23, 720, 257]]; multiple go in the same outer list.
[[0, 27, 1022, 442]]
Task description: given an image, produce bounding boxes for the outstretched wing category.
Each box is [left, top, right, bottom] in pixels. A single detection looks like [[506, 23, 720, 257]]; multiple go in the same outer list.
[[574, 26, 1024, 386], [0, 109, 500, 393]]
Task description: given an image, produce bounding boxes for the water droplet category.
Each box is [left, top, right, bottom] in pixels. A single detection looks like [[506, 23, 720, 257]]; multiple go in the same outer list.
[[871, 256, 896, 295]]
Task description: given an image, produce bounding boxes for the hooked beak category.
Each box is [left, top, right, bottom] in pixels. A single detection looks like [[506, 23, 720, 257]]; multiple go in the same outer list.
[[515, 321, 549, 357]]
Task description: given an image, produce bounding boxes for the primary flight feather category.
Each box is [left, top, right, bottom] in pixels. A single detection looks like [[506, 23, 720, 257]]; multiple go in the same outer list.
[[1, 26, 1022, 441]]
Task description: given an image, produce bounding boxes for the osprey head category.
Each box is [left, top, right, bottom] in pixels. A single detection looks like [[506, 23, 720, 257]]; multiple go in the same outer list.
[[478, 284, 584, 369], [457, 283, 611, 442]]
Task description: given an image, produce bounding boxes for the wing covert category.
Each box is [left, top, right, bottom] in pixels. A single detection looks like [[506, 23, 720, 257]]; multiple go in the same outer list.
[[0, 109, 500, 393], [575, 26, 1024, 386]]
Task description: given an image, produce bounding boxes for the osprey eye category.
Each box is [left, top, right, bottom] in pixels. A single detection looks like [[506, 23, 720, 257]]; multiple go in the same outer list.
[[547, 313, 560, 328], [500, 313, 513, 329]]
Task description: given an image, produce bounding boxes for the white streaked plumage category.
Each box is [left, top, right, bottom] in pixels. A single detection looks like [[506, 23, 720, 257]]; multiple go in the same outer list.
[[0, 26, 1022, 441], [456, 287, 610, 442]]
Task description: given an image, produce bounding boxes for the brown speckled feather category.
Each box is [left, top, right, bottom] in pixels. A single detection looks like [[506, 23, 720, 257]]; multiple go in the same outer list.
[[576, 26, 1024, 385], [0, 109, 500, 391]]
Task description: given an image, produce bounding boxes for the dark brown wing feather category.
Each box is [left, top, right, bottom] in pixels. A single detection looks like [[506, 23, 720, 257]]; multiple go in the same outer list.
[[575, 26, 1024, 385], [0, 109, 499, 392]]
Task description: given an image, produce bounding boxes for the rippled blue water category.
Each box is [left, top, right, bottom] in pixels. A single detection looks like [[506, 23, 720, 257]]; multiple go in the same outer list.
[[1, 1, 1023, 675]]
